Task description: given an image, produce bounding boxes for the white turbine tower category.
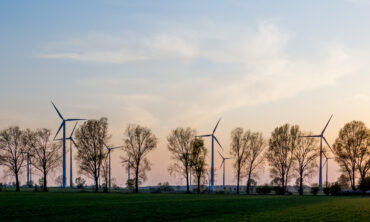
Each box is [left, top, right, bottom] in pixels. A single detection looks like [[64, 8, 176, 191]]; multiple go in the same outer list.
[[122, 157, 132, 181], [217, 150, 231, 190], [301, 114, 334, 192], [198, 118, 223, 192], [323, 153, 333, 188], [104, 143, 122, 189]]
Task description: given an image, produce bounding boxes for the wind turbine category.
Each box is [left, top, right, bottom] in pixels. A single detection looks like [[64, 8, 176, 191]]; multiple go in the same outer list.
[[218, 150, 231, 190], [197, 118, 223, 192], [104, 143, 123, 189], [301, 114, 334, 192], [21, 151, 32, 187], [52, 101, 85, 188], [56, 121, 79, 188], [122, 157, 131, 181], [323, 153, 333, 188]]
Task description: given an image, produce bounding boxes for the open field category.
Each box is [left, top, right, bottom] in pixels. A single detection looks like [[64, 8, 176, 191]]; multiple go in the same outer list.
[[1, 192, 369, 221]]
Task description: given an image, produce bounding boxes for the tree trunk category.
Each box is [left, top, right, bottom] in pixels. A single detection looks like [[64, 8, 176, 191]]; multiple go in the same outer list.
[[135, 165, 139, 193], [281, 172, 285, 195], [236, 169, 240, 194], [197, 175, 201, 194], [94, 171, 99, 192], [246, 171, 252, 195], [299, 172, 303, 196], [43, 172, 48, 192], [15, 172, 20, 192], [185, 165, 189, 193], [351, 168, 355, 190]]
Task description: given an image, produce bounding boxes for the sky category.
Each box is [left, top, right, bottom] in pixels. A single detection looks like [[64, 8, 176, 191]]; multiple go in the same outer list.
[[1, 0, 370, 187]]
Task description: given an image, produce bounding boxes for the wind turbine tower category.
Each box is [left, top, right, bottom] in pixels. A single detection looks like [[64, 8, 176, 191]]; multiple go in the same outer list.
[[301, 114, 334, 192], [122, 157, 131, 181], [323, 153, 333, 188], [22, 151, 32, 187], [198, 118, 223, 192], [218, 150, 231, 190], [104, 143, 122, 189], [52, 101, 85, 188], [56, 121, 79, 187]]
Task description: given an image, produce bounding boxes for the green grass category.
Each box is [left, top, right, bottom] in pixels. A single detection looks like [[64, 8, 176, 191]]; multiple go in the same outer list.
[[0, 192, 369, 221]]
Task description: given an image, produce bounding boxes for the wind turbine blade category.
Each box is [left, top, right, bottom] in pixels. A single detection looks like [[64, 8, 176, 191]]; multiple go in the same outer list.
[[103, 142, 109, 149], [71, 138, 79, 150], [322, 151, 327, 159], [220, 160, 225, 169], [111, 146, 123, 150], [321, 114, 333, 135], [217, 150, 224, 159], [213, 118, 221, 134], [323, 136, 334, 153], [197, 134, 212, 137], [214, 136, 223, 150], [66, 118, 86, 121], [70, 121, 78, 137], [54, 122, 64, 140], [51, 101, 64, 120], [300, 135, 320, 138]]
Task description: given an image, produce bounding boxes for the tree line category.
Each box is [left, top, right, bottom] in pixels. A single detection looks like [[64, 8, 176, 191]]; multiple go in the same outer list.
[[0, 118, 369, 194]]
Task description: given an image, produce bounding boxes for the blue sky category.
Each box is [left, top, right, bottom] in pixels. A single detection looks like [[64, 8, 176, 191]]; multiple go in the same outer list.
[[1, 0, 370, 186]]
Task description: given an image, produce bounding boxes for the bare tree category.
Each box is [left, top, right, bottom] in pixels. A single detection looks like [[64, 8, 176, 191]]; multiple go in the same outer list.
[[55, 175, 63, 187], [122, 124, 157, 193], [75, 118, 109, 192], [230, 128, 250, 194], [245, 131, 265, 194], [167, 127, 196, 193], [0, 126, 28, 191], [333, 120, 370, 190], [266, 124, 299, 193], [28, 128, 62, 192], [293, 134, 319, 195], [190, 138, 207, 193]]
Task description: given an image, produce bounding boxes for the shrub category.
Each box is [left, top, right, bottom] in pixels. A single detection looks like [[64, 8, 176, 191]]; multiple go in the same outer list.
[[359, 176, 370, 193], [216, 190, 225, 194], [157, 182, 174, 192], [75, 177, 86, 189], [273, 186, 285, 195], [34, 185, 39, 192], [0, 183, 3, 192], [310, 186, 319, 195], [323, 187, 330, 196], [330, 183, 341, 195], [256, 185, 272, 194]]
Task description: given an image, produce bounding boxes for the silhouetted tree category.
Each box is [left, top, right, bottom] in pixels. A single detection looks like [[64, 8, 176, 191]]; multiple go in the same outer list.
[[337, 174, 350, 189], [333, 120, 370, 190], [55, 175, 63, 187], [0, 126, 28, 191], [293, 133, 319, 195], [167, 127, 196, 193], [266, 124, 299, 193], [230, 128, 250, 194], [75, 118, 109, 192], [190, 138, 207, 193], [122, 124, 157, 193], [245, 131, 265, 194], [27, 128, 62, 192]]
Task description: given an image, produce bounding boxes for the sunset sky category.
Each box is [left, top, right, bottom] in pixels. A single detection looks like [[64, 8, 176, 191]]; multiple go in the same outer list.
[[1, 0, 370, 187]]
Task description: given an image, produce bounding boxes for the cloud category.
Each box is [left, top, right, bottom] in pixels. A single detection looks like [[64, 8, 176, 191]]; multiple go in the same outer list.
[[346, 0, 370, 5], [41, 21, 361, 125]]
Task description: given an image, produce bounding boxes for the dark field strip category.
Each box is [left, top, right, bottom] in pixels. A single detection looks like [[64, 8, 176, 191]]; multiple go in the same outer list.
[[0, 192, 369, 221]]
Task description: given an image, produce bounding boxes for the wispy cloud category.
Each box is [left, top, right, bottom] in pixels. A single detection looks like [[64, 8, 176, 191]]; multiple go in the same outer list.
[[41, 21, 361, 126]]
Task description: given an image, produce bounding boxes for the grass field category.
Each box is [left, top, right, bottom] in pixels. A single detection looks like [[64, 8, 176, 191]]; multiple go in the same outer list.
[[1, 192, 369, 221]]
